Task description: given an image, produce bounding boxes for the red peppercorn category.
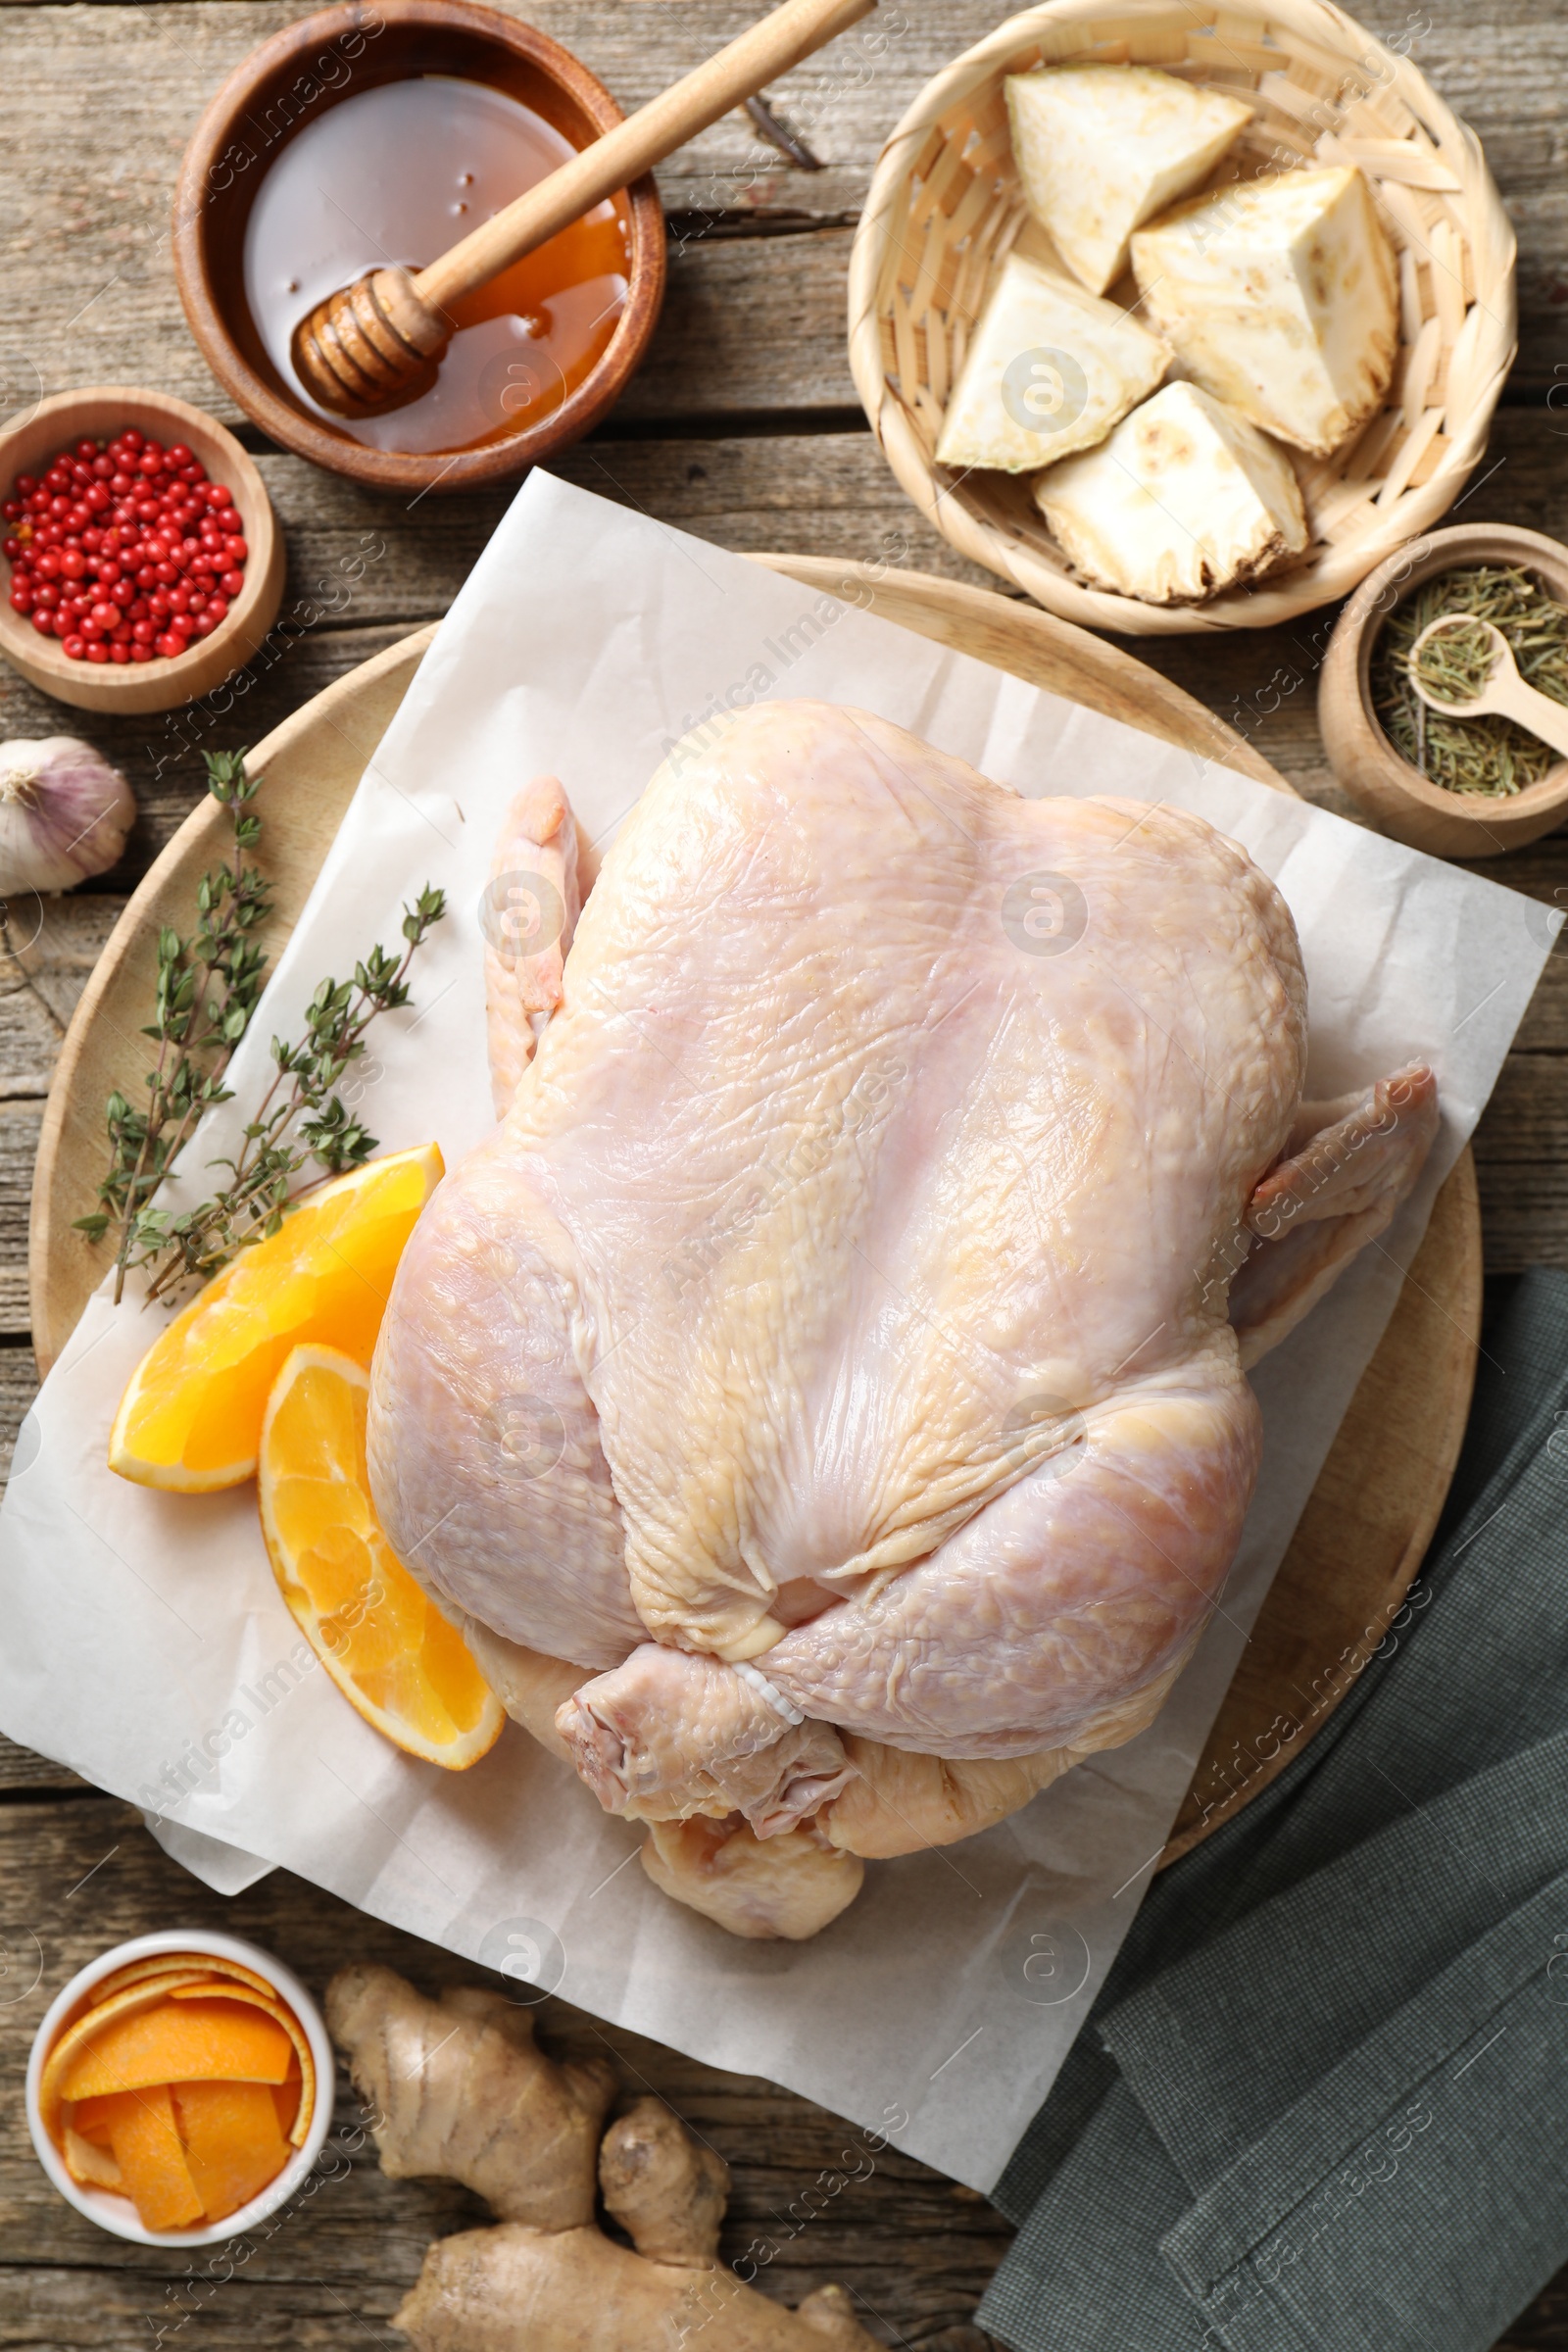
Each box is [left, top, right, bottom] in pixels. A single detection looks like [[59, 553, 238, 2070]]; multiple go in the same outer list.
[[6, 423, 243, 671]]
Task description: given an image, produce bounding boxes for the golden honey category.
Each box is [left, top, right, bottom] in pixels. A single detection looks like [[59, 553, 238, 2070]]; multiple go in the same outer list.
[[242, 75, 629, 456]]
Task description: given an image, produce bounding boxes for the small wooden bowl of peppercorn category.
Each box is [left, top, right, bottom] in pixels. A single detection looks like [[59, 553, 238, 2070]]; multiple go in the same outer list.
[[0, 387, 284, 716], [1320, 523, 1568, 860]]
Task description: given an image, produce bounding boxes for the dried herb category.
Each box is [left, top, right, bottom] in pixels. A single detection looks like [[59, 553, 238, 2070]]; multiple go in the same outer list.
[[76, 748, 446, 1304], [1371, 564, 1568, 797]]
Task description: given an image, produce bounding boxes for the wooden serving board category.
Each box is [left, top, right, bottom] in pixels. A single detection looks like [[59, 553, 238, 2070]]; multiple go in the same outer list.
[[30, 559, 1481, 1862]]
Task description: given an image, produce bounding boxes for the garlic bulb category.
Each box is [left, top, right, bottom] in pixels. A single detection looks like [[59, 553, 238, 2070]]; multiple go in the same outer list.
[[0, 737, 136, 895]]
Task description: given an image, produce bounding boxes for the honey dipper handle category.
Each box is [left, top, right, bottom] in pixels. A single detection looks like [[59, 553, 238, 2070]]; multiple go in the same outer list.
[[413, 0, 875, 316]]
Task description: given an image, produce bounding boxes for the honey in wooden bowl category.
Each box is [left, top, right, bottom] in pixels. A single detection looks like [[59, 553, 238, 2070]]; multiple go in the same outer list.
[[245, 74, 629, 458], [173, 0, 665, 497]]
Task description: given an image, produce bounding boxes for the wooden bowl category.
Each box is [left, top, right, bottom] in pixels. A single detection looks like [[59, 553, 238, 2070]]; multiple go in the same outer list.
[[0, 388, 284, 716], [172, 0, 666, 498], [1319, 522, 1568, 858], [848, 0, 1517, 634]]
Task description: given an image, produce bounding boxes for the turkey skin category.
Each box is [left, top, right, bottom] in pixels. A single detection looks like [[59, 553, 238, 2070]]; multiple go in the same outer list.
[[368, 703, 1437, 1936]]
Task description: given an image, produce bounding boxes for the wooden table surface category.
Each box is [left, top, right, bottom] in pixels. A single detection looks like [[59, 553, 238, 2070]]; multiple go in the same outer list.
[[1, 2, 1566, 2343]]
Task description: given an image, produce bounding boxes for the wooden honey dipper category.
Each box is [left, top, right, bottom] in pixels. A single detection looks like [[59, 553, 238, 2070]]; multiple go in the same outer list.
[[292, 0, 874, 417]]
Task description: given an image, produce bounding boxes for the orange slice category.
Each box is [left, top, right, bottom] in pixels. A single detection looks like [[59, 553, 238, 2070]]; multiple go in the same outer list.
[[171, 2079, 289, 2222], [59, 1996, 293, 2103], [167, 1984, 316, 2146], [258, 1345, 504, 1770], [110, 1144, 444, 1492]]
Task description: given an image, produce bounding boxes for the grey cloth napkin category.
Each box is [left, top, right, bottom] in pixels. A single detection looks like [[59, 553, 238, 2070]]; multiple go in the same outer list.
[[980, 1267, 1568, 2352]]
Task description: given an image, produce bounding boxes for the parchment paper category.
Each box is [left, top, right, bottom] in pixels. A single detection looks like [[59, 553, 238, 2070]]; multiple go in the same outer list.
[[0, 475, 1554, 2190]]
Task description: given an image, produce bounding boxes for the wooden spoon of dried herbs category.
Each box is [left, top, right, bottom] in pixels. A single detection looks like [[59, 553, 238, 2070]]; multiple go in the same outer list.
[[1370, 564, 1568, 797]]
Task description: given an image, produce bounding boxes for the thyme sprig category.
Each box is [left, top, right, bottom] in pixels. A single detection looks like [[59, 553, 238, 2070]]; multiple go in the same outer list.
[[76, 748, 446, 1305], [75, 750, 271, 1300], [139, 884, 446, 1303]]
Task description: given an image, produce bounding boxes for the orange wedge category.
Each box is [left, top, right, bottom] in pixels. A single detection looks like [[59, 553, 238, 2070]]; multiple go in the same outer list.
[[109, 1144, 444, 1493], [258, 1345, 504, 1771]]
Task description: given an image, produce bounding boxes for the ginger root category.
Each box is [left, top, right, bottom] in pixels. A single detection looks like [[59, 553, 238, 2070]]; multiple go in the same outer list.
[[325, 1965, 614, 2229], [329, 1963, 880, 2352]]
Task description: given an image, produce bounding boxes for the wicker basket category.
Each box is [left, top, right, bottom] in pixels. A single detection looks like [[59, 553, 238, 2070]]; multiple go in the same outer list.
[[848, 0, 1517, 634]]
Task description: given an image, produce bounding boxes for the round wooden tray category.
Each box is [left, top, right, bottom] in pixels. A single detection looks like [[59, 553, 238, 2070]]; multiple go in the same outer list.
[[31, 560, 1481, 1861]]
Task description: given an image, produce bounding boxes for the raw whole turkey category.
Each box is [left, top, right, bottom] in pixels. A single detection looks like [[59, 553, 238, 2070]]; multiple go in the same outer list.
[[368, 702, 1438, 1939]]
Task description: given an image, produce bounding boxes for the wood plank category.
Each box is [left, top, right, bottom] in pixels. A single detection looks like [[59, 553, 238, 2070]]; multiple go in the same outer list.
[[0, 1795, 1008, 2351], [0, 1736, 86, 1793], [0, 0, 1564, 437]]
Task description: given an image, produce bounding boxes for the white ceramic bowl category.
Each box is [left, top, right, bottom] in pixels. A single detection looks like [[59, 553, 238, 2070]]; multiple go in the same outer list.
[[25, 1928, 332, 2245]]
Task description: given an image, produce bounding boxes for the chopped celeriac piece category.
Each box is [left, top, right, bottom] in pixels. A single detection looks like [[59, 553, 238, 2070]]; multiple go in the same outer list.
[[1130, 166, 1398, 457], [935, 250, 1169, 474], [1033, 379, 1309, 604], [1005, 65, 1252, 297]]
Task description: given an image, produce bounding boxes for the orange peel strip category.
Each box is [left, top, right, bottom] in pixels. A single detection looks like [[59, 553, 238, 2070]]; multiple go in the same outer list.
[[171, 2079, 291, 2223], [104, 2082, 205, 2231], [60, 1996, 293, 2106], [38, 1974, 217, 2139], [63, 2123, 122, 2189], [167, 1984, 317, 2147], [89, 1952, 276, 2005]]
